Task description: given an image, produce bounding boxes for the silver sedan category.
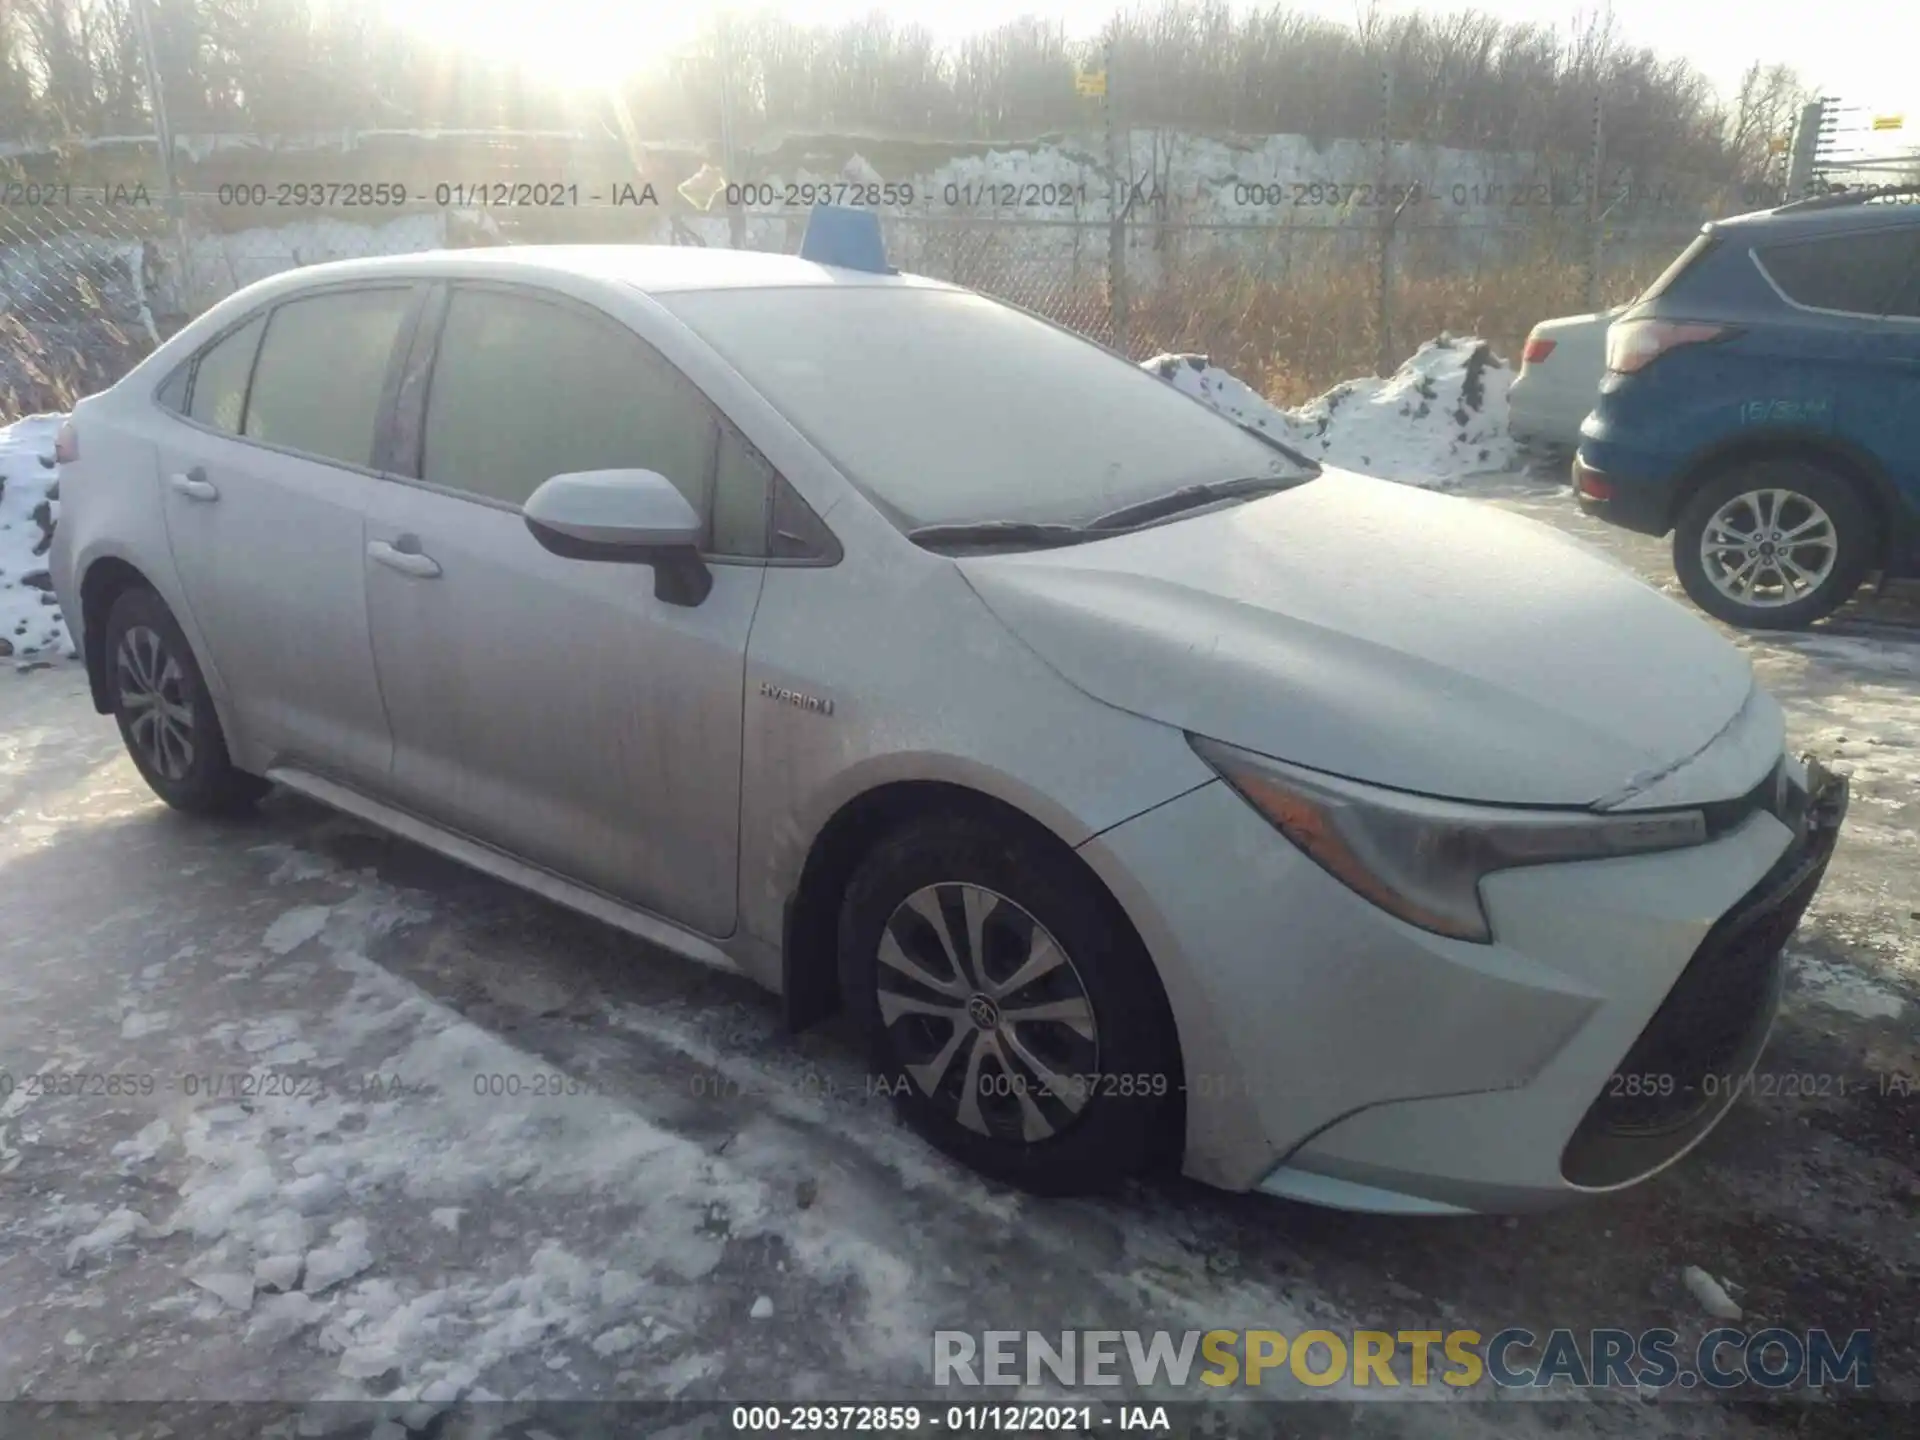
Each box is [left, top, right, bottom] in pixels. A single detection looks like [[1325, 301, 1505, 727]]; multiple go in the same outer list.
[[51, 245, 1845, 1212]]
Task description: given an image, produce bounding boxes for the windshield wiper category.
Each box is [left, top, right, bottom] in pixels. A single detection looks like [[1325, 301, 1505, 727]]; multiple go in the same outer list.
[[1235, 421, 1322, 471], [906, 519, 1107, 552], [1087, 474, 1295, 532]]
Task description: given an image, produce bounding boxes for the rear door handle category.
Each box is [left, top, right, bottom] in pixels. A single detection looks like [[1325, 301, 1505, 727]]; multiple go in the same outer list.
[[367, 539, 442, 579], [167, 467, 218, 502]]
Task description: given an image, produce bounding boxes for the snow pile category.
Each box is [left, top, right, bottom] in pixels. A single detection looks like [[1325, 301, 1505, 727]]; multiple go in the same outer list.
[[1143, 335, 1517, 487], [0, 411, 68, 664]]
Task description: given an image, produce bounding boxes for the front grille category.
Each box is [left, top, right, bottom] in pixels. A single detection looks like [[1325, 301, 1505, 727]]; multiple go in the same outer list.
[[1561, 758, 1847, 1189]]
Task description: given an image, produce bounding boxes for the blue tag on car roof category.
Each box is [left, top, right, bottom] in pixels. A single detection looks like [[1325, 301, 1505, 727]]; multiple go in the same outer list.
[[798, 205, 896, 274]]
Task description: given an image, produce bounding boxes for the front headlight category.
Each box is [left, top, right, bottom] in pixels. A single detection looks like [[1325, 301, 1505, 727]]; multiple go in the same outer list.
[[1189, 736, 1708, 943]]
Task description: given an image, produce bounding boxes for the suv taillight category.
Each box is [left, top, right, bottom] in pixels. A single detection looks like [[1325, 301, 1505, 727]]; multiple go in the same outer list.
[[1605, 319, 1733, 374], [54, 419, 78, 464], [1521, 335, 1556, 365]]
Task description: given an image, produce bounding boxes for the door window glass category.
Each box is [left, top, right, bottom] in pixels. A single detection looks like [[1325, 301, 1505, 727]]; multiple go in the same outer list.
[[421, 288, 718, 518], [242, 288, 414, 467], [187, 314, 265, 433]]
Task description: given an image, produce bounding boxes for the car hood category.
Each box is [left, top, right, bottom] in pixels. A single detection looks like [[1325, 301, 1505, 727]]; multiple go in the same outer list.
[[957, 469, 1765, 808]]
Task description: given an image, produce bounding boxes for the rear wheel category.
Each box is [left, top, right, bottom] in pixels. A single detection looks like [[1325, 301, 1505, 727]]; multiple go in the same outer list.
[[840, 812, 1181, 1195], [104, 587, 269, 815], [1672, 459, 1873, 630]]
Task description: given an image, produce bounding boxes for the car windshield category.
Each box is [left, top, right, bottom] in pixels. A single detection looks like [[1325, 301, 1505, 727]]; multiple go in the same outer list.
[[661, 285, 1313, 533]]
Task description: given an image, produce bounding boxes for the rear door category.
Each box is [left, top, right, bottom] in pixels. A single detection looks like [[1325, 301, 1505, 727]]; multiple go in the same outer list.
[[362, 281, 768, 936], [156, 283, 419, 780], [1750, 224, 1920, 461], [1873, 230, 1920, 505]]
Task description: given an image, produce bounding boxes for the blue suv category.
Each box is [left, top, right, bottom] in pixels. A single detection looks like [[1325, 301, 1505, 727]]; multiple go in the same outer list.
[[1574, 188, 1920, 629]]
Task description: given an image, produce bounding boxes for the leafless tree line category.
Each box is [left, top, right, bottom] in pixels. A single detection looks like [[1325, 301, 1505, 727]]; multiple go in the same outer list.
[[2, 0, 1805, 184]]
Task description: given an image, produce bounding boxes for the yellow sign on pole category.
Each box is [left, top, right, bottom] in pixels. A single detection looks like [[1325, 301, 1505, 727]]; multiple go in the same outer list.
[[1871, 113, 1905, 131], [1075, 68, 1107, 98]]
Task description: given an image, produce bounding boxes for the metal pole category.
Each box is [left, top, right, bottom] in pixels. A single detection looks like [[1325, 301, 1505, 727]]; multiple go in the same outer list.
[[718, 16, 745, 248], [1104, 33, 1128, 357], [1375, 66, 1393, 377], [1584, 91, 1605, 309], [132, 0, 191, 317], [1784, 100, 1825, 199]]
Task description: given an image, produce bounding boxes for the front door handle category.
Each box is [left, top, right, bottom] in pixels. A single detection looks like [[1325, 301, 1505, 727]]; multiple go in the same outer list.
[[367, 539, 442, 579], [168, 467, 218, 502]]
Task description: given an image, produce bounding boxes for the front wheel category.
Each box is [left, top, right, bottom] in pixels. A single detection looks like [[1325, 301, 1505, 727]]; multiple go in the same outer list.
[[840, 813, 1181, 1195], [1672, 460, 1873, 630]]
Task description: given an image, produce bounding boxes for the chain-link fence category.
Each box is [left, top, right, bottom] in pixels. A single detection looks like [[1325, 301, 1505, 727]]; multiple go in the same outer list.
[[0, 149, 1740, 420]]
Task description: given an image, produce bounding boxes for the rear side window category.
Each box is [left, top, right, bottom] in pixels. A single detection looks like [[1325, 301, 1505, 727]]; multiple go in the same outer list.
[[420, 287, 718, 519], [243, 288, 414, 468], [1755, 229, 1920, 315], [1885, 243, 1920, 319], [187, 314, 265, 433]]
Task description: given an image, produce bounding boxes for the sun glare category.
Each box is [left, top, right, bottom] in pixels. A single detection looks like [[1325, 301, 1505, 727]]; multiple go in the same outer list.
[[383, 0, 715, 88]]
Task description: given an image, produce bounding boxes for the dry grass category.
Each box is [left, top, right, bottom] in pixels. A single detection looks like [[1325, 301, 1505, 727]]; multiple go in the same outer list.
[[1123, 238, 1666, 405], [0, 306, 151, 424]]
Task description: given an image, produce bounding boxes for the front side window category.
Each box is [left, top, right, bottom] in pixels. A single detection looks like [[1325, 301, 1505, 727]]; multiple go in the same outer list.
[[1756, 229, 1920, 315], [243, 287, 414, 468], [186, 314, 265, 433], [420, 288, 719, 521], [661, 286, 1308, 532]]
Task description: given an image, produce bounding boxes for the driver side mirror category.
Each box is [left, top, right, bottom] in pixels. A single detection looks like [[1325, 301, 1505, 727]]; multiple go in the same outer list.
[[524, 468, 712, 606]]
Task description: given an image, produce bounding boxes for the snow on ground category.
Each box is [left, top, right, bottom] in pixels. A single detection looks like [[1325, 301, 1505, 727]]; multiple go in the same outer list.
[[1144, 336, 1516, 487], [0, 412, 68, 666]]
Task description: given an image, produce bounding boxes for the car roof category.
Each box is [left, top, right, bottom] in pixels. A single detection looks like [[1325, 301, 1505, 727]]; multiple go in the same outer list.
[[1707, 194, 1920, 240], [237, 244, 957, 298]]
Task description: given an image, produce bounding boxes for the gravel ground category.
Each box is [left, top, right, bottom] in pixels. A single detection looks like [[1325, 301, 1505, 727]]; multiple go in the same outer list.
[[0, 479, 1914, 1439]]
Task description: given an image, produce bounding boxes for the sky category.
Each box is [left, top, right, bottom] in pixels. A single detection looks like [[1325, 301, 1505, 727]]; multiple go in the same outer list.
[[386, 0, 1918, 144]]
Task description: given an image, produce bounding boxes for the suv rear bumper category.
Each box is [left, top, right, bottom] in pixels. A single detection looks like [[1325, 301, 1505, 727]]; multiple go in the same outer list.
[[1572, 449, 1672, 537]]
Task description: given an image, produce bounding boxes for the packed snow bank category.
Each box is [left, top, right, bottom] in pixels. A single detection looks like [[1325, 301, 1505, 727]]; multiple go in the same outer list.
[[0, 412, 68, 665], [1143, 336, 1516, 488]]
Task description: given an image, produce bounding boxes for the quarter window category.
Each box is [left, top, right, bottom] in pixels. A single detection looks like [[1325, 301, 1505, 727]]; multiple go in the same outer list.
[[712, 426, 773, 558], [420, 288, 719, 521], [1756, 229, 1920, 315], [186, 314, 264, 433], [242, 288, 414, 468]]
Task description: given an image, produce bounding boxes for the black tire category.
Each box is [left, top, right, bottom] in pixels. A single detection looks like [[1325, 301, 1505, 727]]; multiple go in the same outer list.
[[103, 586, 269, 815], [1672, 459, 1873, 630], [840, 812, 1180, 1195]]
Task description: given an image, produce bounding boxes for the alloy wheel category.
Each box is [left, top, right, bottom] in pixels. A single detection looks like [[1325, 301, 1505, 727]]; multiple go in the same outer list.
[[875, 882, 1100, 1143], [116, 624, 196, 781], [1698, 487, 1838, 609]]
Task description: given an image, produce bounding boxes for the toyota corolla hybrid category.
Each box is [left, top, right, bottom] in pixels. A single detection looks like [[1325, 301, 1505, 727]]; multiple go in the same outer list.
[[51, 240, 1845, 1214]]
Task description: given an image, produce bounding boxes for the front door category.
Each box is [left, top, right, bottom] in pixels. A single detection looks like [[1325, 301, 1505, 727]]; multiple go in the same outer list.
[[363, 283, 768, 936]]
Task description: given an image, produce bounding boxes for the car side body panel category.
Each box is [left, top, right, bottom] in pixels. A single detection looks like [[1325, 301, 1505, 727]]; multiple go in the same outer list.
[[733, 537, 1220, 991], [52, 393, 237, 742]]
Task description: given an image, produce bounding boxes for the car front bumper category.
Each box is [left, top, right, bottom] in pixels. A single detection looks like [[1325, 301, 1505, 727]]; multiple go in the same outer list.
[[1075, 760, 1847, 1212]]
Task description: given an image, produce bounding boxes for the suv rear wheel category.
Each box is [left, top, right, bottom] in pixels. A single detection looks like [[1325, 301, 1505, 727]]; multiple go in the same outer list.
[[1672, 459, 1873, 630]]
